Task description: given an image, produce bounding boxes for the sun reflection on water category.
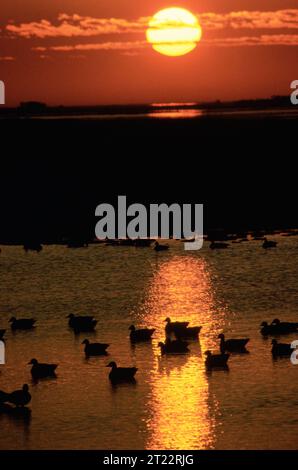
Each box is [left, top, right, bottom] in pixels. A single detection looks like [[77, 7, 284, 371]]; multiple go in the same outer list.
[[138, 256, 226, 449]]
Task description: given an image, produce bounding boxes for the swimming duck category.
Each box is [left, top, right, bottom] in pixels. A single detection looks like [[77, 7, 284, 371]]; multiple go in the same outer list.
[[134, 239, 153, 248], [23, 243, 43, 253], [67, 314, 97, 332], [271, 339, 293, 358], [154, 241, 169, 252], [260, 321, 276, 336], [260, 320, 298, 336], [164, 317, 189, 335], [0, 329, 6, 340], [129, 325, 155, 342], [218, 333, 249, 353], [210, 241, 229, 249], [28, 359, 58, 379], [174, 326, 202, 340], [262, 238, 277, 249], [205, 351, 230, 369], [158, 338, 190, 354], [0, 384, 31, 407], [82, 339, 109, 357], [106, 361, 138, 382], [271, 319, 298, 330], [9, 317, 36, 330], [0, 390, 9, 403]]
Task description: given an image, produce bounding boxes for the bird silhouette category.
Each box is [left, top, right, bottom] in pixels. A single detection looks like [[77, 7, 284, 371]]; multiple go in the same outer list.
[[67, 314, 97, 332], [205, 351, 230, 369], [262, 238, 277, 249], [218, 333, 249, 353], [0, 384, 31, 407], [28, 359, 58, 379], [271, 339, 293, 358], [9, 317, 36, 330], [82, 339, 109, 357], [164, 317, 189, 336], [260, 320, 298, 336], [106, 361, 137, 382], [129, 325, 155, 342], [210, 241, 229, 249], [174, 326, 202, 340], [158, 338, 190, 354], [154, 241, 169, 251]]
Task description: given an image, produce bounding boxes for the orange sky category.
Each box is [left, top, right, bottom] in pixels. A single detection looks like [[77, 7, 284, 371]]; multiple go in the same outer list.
[[1, 0, 298, 105]]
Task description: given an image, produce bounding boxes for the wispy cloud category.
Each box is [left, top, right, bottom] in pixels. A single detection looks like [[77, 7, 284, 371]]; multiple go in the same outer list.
[[5, 10, 298, 39], [199, 9, 298, 30], [204, 34, 298, 46], [33, 41, 146, 52], [32, 34, 298, 54], [4, 10, 298, 56], [0, 56, 15, 61], [6, 14, 147, 38]]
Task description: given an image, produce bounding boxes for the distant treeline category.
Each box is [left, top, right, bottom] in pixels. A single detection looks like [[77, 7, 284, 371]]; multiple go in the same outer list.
[[0, 95, 293, 118]]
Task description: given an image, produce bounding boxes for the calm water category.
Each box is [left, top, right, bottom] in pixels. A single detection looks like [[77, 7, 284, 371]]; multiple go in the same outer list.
[[26, 106, 298, 120], [0, 236, 298, 450]]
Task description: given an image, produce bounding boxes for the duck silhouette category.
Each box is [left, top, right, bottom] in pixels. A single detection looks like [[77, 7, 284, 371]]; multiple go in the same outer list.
[[271, 339, 293, 358], [9, 317, 36, 330], [106, 361, 138, 382], [174, 326, 202, 340], [134, 239, 153, 248], [28, 359, 58, 379], [67, 314, 97, 332], [271, 318, 298, 330], [154, 241, 169, 252], [210, 241, 229, 249], [260, 321, 277, 336], [164, 317, 189, 335], [0, 384, 31, 407], [262, 238, 277, 249], [158, 338, 190, 354], [260, 320, 298, 336], [82, 339, 109, 357], [129, 325, 155, 342], [23, 242, 42, 253], [205, 351, 230, 369], [218, 333, 249, 353]]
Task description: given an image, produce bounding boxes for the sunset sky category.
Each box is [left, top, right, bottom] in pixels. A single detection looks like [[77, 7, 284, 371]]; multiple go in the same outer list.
[[1, 0, 298, 105]]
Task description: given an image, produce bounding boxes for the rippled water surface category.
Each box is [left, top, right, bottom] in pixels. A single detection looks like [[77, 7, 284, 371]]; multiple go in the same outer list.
[[0, 236, 297, 449]]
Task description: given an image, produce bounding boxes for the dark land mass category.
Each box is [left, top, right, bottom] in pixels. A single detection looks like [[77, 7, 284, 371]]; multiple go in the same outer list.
[[0, 96, 297, 244], [0, 95, 294, 118]]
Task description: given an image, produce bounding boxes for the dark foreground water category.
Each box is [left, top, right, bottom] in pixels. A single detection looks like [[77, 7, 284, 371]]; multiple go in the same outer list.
[[0, 236, 298, 449]]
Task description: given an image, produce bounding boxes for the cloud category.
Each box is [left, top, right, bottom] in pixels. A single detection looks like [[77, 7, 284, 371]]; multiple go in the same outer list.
[[0, 56, 15, 61], [32, 35, 298, 54], [5, 10, 298, 39], [199, 9, 298, 30], [5, 10, 298, 55], [203, 34, 298, 46], [6, 14, 147, 38], [32, 41, 146, 52]]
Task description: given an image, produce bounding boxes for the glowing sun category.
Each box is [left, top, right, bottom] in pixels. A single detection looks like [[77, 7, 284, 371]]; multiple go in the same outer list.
[[146, 7, 202, 57]]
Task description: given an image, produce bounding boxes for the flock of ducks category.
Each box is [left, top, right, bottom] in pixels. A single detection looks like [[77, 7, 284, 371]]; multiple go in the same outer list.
[[209, 237, 277, 250], [1, 313, 297, 409], [17, 234, 279, 255]]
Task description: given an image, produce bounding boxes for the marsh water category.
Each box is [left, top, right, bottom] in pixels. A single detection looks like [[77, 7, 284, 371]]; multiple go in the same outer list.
[[0, 236, 297, 450]]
